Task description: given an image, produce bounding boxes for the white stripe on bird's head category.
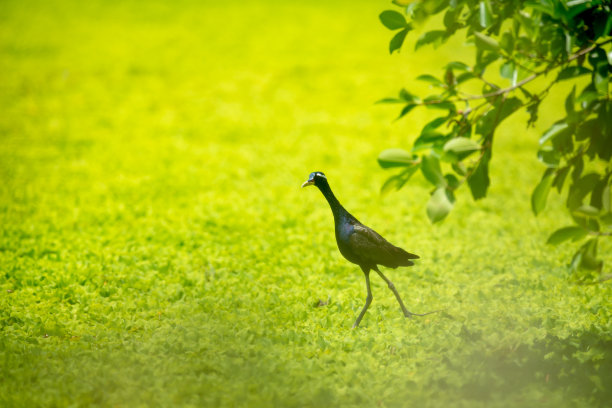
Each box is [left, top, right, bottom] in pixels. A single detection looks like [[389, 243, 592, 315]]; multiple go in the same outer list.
[[309, 171, 326, 180]]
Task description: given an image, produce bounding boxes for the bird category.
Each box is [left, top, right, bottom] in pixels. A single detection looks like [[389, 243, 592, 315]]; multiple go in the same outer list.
[[302, 171, 436, 328]]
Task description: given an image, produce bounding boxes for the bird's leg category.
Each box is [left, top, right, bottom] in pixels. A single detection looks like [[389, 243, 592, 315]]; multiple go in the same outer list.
[[373, 268, 411, 317], [352, 270, 372, 329], [374, 268, 438, 318]]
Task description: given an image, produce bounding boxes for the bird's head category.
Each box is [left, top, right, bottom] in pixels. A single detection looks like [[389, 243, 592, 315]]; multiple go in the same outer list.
[[301, 171, 327, 188]]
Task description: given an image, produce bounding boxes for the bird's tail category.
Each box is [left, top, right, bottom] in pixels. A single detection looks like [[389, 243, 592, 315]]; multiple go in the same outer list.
[[398, 246, 419, 259], [394, 246, 419, 266]]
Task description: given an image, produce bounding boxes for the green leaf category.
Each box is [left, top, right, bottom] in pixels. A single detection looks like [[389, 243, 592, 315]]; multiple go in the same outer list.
[[423, 97, 456, 112], [379, 10, 408, 30], [444, 173, 460, 190], [515, 13, 534, 37], [576, 119, 600, 141], [577, 82, 599, 105], [421, 117, 448, 134], [381, 174, 403, 195], [565, 86, 576, 122], [570, 247, 584, 273], [590, 179, 608, 210], [476, 97, 522, 137], [566, 0, 591, 15], [603, 184, 610, 213], [531, 170, 554, 215], [473, 31, 500, 52], [567, 173, 600, 210], [546, 226, 588, 245], [519, 85, 533, 100], [396, 103, 417, 120], [539, 121, 570, 145], [452, 161, 467, 177], [528, 0, 557, 17], [604, 13, 612, 40], [587, 47, 607, 69], [475, 49, 501, 72], [389, 28, 410, 54], [443, 137, 481, 154], [416, 74, 445, 87], [593, 61, 609, 96], [443, 7, 462, 32], [377, 148, 417, 168], [549, 30, 566, 59], [564, 31, 573, 56], [572, 215, 600, 233], [573, 205, 600, 217], [538, 118, 574, 154], [446, 61, 471, 71], [426, 187, 454, 223], [479, 0, 493, 28], [571, 234, 601, 274], [527, 100, 540, 127], [500, 32, 514, 54], [553, 166, 570, 193], [415, 30, 446, 50], [467, 150, 490, 200], [413, 132, 447, 152], [578, 238, 602, 271], [421, 0, 448, 14], [571, 156, 584, 182], [421, 154, 446, 187], [444, 68, 454, 87], [376, 97, 403, 104], [399, 88, 420, 103], [500, 61, 515, 79], [456, 72, 476, 84], [537, 146, 560, 168], [381, 165, 420, 195]]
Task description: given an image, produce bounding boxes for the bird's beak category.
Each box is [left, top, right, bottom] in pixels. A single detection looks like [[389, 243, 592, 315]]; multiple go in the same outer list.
[[301, 179, 314, 188]]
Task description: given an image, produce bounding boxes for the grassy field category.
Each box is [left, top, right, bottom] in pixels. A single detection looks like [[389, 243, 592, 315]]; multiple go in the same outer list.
[[1, 0, 611, 407]]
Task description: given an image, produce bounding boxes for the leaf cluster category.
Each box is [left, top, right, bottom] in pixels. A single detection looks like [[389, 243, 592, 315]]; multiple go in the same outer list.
[[378, 0, 612, 278]]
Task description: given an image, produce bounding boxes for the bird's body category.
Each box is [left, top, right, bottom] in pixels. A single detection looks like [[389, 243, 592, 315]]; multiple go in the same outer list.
[[302, 171, 434, 328]]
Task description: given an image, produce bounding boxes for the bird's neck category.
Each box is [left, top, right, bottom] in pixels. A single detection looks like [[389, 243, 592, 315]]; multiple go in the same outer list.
[[317, 180, 348, 221]]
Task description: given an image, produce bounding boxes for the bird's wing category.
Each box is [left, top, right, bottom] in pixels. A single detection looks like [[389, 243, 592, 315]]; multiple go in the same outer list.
[[348, 224, 418, 268]]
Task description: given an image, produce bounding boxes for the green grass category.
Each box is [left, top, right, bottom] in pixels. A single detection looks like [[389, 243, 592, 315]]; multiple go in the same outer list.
[[1, 0, 611, 407]]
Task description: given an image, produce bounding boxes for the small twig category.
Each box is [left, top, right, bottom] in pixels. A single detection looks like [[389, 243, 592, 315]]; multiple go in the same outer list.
[[588, 231, 612, 237], [476, 73, 500, 91], [506, 54, 538, 75]]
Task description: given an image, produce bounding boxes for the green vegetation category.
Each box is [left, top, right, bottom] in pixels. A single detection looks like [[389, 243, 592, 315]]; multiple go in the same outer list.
[[1, 0, 611, 407], [377, 0, 612, 280]]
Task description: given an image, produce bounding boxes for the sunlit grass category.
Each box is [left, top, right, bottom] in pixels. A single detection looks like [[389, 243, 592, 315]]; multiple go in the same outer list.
[[1, 0, 611, 407]]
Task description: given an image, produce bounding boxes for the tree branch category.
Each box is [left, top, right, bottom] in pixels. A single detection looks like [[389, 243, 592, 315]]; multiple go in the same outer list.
[[417, 38, 612, 107]]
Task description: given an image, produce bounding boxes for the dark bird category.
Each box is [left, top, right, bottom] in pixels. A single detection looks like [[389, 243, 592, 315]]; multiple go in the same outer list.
[[302, 171, 436, 328]]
